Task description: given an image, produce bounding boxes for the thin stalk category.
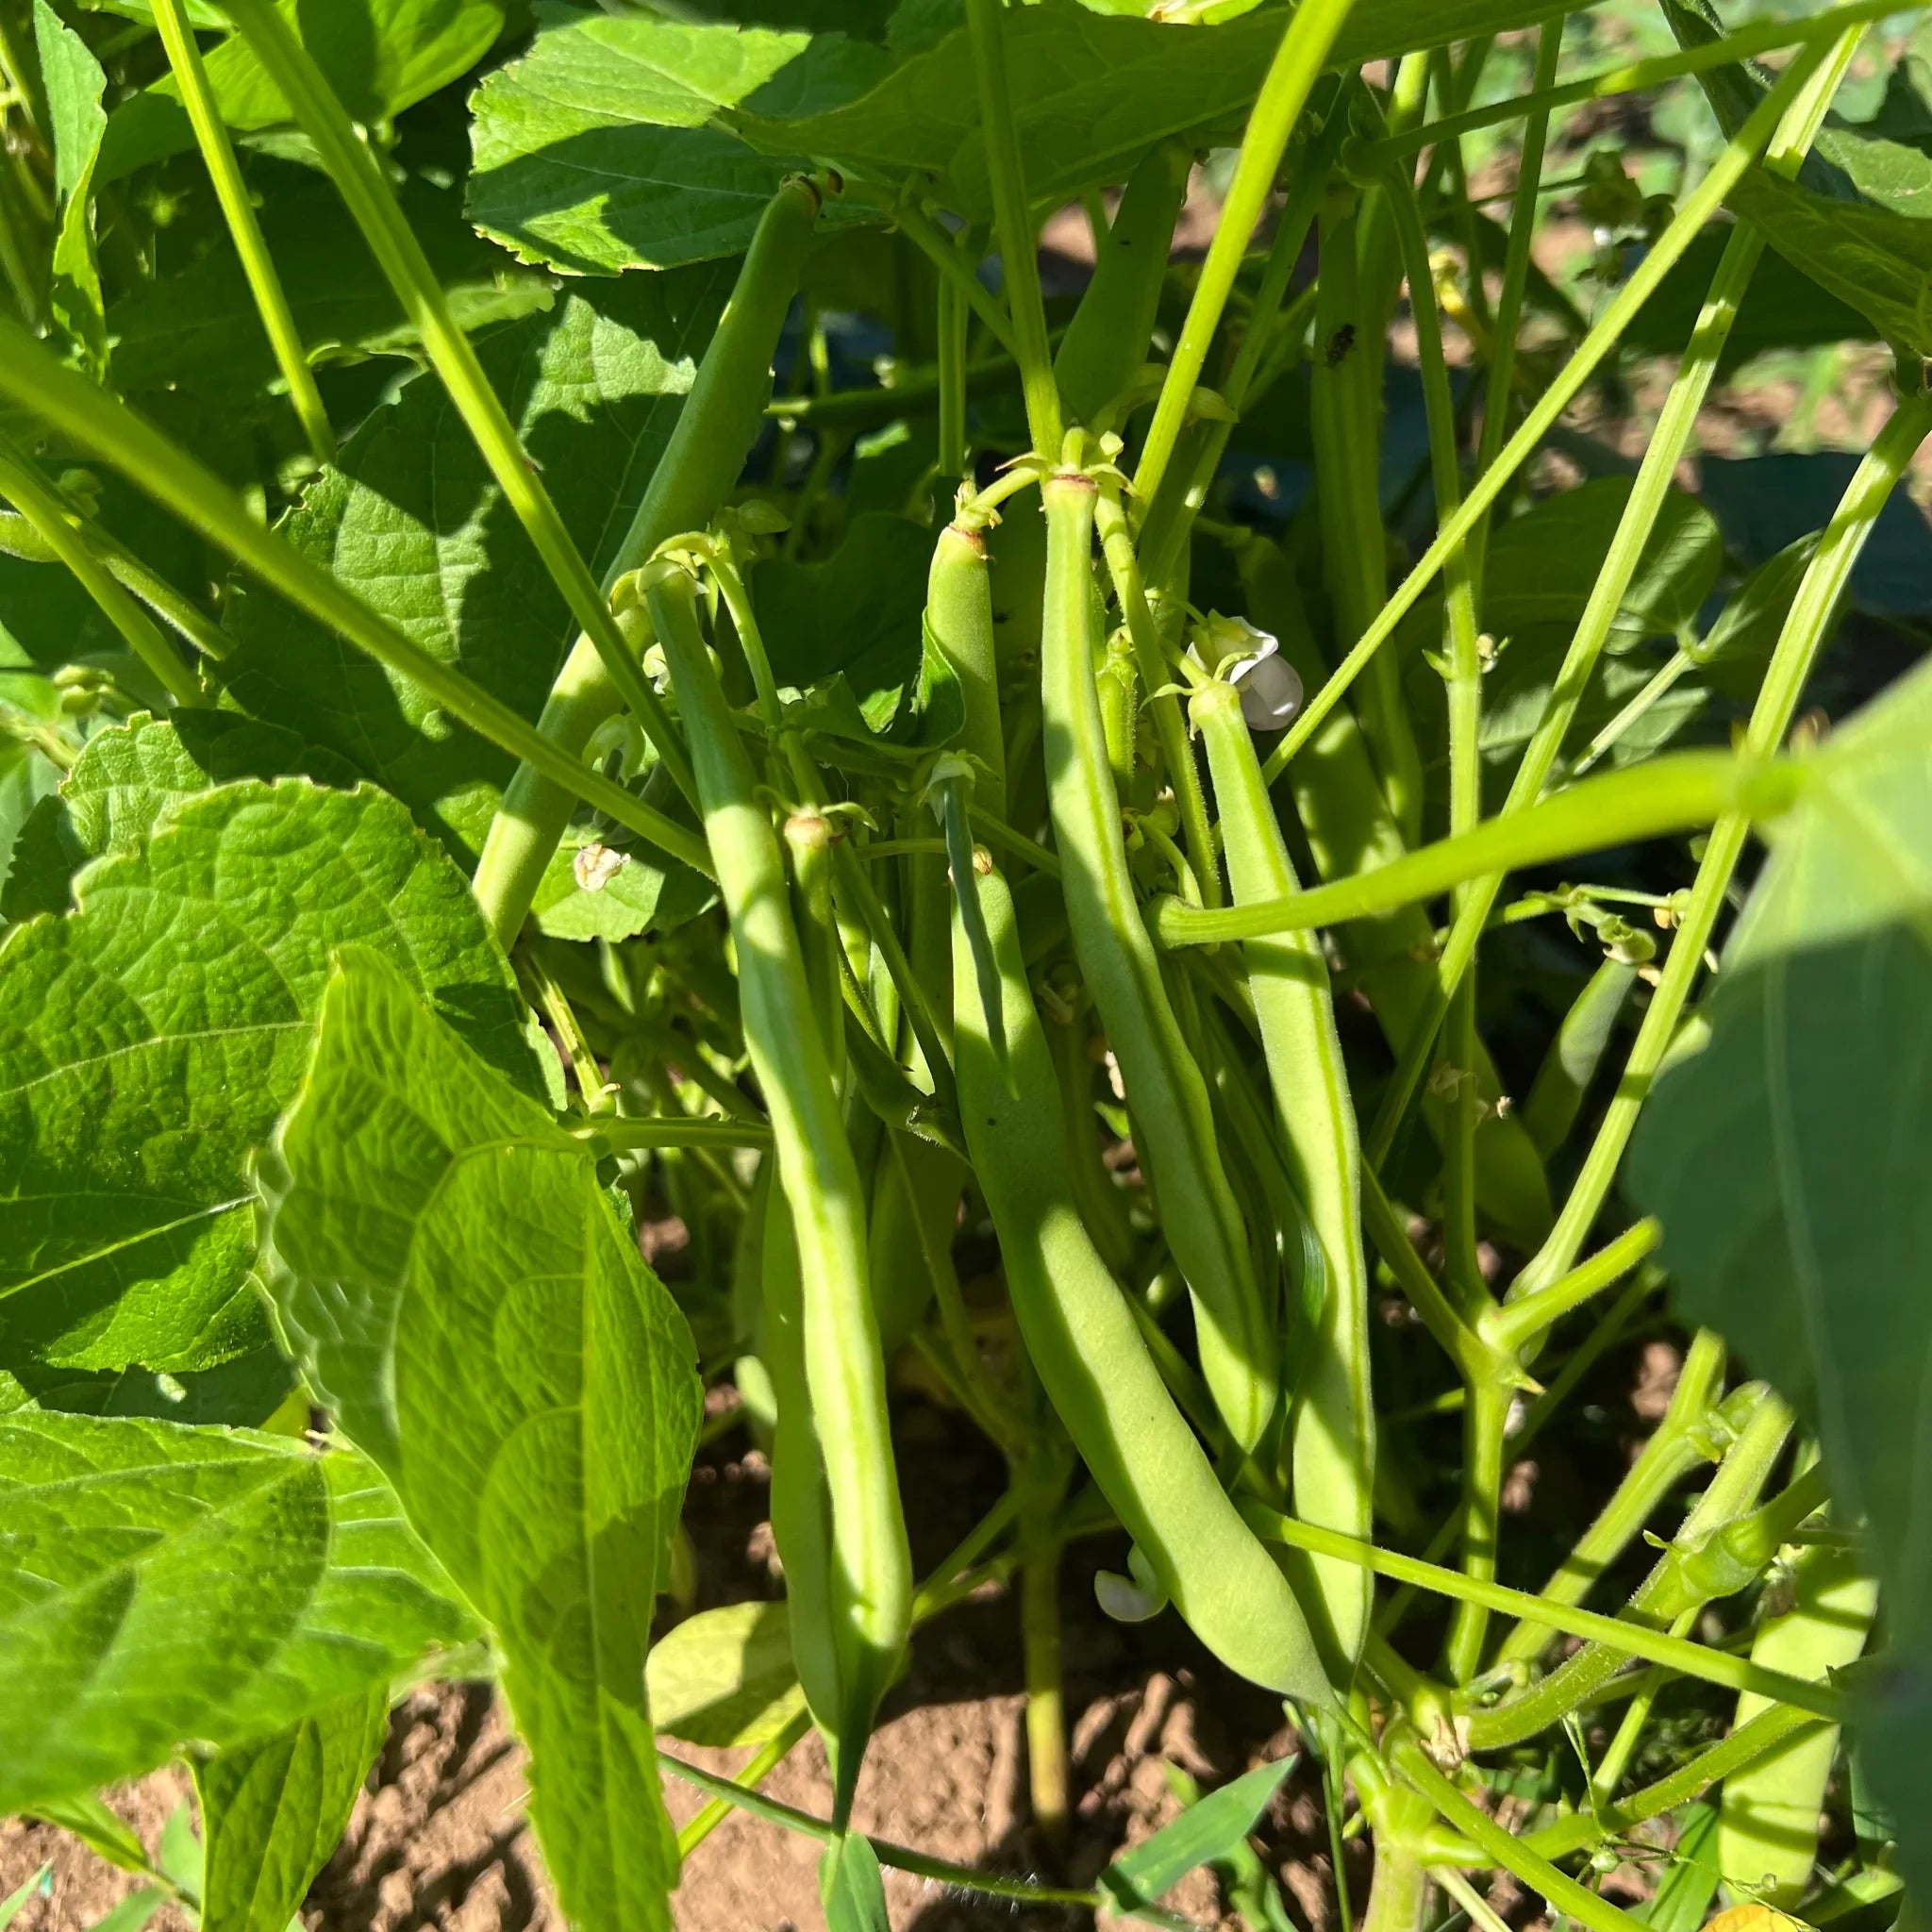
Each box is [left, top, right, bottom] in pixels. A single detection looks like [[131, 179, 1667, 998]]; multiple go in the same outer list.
[[1516, 386, 1932, 1295], [212, 0, 695, 806], [1154, 748, 1807, 947], [151, 0, 332, 466], [661, 1754, 1193, 1927], [1508, 1271, 1653, 1452], [1569, 644, 1699, 777], [1472, 22, 1562, 525], [1442, 1379, 1509, 1683], [676, 1708, 812, 1858], [1587, 1607, 1696, 1803], [965, 0, 1059, 455], [0, 315, 715, 875], [1359, 1170, 1512, 1391], [1238, 1507, 1846, 1723], [1364, 28, 1865, 1170], [878, 194, 1018, 358], [1374, 0, 1907, 162], [1257, 40, 1831, 796], [1134, 0, 1360, 508], [568, 1116, 774, 1153], [1389, 1734, 1646, 1932], [1019, 1459, 1071, 1839], [86, 526, 232, 661], [1093, 483, 1220, 908], [938, 268, 967, 478], [1484, 1219, 1659, 1357], [0, 434, 199, 706]]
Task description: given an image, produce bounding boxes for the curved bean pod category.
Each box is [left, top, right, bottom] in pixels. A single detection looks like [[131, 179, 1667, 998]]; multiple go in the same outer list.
[[954, 857, 1330, 1705], [1192, 676, 1375, 1673], [645, 563, 910, 1824], [1041, 464, 1278, 1452]]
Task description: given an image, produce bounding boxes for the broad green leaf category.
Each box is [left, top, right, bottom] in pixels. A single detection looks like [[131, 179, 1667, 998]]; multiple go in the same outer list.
[[470, 0, 1601, 267], [754, 511, 934, 733], [263, 953, 703, 1932], [0, 1410, 475, 1813], [0, 741, 60, 920], [0, 778, 541, 1372], [1099, 1757, 1294, 1911], [2, 709, 355, 923], [531, 823, 715, 944], [819, 1832, 891, 1932], [108, 165, 551, 402], [32, 0, 108, 374], [219, 273, 732, 859], [1481, 477, 1723, 643], [194, 1690, 389, 1932], [96, 0, 510, 185], [1627, 658, 1932, 1890], [646, 1600, 806, 1746], [29, 1790, 154, 1876]]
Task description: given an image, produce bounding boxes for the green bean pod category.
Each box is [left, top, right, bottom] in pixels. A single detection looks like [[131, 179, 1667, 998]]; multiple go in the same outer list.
[[1053, 142, 1191, 428], [1718, 1538, 1877, 1906], [645, 563, 910, 1824], [954, 857, 1330, 1705], [474, 178, 820, 947], [1238, 535, 1553, 1246], [1041, 466, 1278, 1452], [927, 521, 1006, 816], [1192, 675, 1375, 1673]]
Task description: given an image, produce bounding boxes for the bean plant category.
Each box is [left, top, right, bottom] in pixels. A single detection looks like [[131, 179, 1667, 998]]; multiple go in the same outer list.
[[0, 0, 1926, 1928]]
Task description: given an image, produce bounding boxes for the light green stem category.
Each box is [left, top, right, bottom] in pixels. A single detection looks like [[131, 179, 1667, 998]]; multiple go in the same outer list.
[[964, 0, 1059, 456], [153, 0, 332, 466], [1259, 40, 1830, 797], [1155, 748, 1807, 947], [1516, 384, 1932, 1295], [1133, 0, 1360, 508]]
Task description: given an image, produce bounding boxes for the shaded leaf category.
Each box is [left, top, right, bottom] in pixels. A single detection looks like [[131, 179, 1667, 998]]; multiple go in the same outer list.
[[754, 511, 934, 733], [1628, 658, 1932, 1891], [97, 0, 510, 185], [3, 1347, 295, 1428], [0, 779, 541, 1372], [218, 274, 732, 860], [263, 953, 703, 1932], [0, 1410, 475, 1814], [646, 1600, 806, 1746], [194, 1690, 389, 1932], [108, 165, 551, 402]]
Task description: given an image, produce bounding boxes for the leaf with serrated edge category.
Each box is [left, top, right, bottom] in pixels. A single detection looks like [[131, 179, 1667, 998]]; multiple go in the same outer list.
[[195, 1690, 389, 1932], [0, 778, 542, 1372], [264, 953, 702, 1932], [1629, 658, 1932, 1890], [217, 276, 731, 858], [0, 1411, 475, 1814]]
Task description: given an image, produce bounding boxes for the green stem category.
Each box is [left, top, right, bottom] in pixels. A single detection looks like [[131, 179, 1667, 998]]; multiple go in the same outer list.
[[1363, 27, 1863, 1171], [1258, 41, 1830, 797], [1388, 1734, 1646, 1932], [214, 0, 697, 798], [1569, 645, 1697, 778], [1093, 482, 1220, 908], [1358, 1170, 1510, 1391], [1154, 748, 1807, 948], [0, 315, 713, 874], [85, 525, 231, 662], [1484, 1219, 1659, 1357], [964, 0, 1059, 455], [1134, 0, 1361, 508], [152, 0, 332, 467], [876, 194, 1017, 358], [676, 1708, 812, 1860], [1373, 0, 1906, 162], [1442, 1378, 1509, 1684], [1019, 1461, 1071, 1838], [1238, 1506, 1846, 1723], [569, 1116, 774, 1154], [0, 432, 199, 706], [1516, 384, 1932, 1295]]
